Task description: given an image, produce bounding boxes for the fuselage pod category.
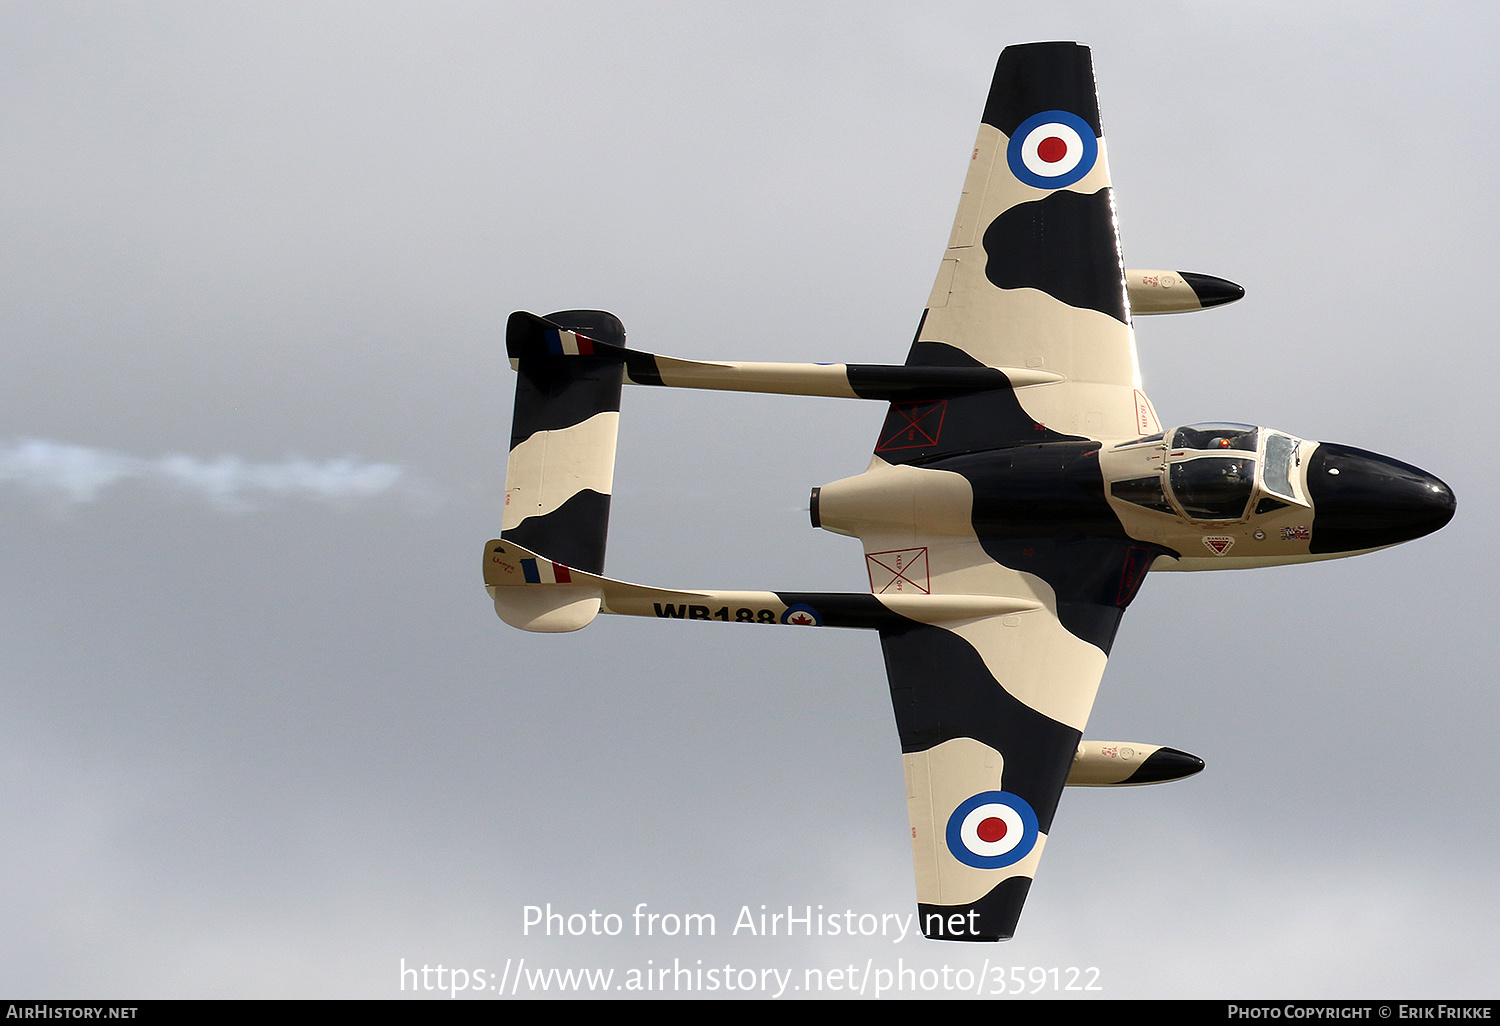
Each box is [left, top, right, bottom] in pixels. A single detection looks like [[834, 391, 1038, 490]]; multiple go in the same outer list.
[[813, 422, 1454, 574], [1099, 423, 1454, 570]]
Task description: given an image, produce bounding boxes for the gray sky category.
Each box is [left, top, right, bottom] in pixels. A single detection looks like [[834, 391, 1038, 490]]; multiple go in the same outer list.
[[0, 1, 1495, 999]]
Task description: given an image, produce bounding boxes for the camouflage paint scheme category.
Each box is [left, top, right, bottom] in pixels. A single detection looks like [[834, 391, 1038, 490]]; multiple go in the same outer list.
[[486, 43, 1455, 940]]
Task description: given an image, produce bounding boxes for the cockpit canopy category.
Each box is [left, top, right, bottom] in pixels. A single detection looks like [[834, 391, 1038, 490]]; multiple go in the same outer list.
[[1110, 422, 1304, 523], [1169, 423, 1257, 452], [1169, 455, 1256, 520]]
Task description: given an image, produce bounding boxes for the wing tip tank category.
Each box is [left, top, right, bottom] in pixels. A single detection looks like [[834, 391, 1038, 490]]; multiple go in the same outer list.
[[1180, 271, 1245, 309], [1126, 269, 1245, 314], [1127, 746, 1205, 784]]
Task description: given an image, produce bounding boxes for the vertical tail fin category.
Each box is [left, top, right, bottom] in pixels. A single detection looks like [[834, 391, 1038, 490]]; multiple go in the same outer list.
[[496, 310, 625, 631]]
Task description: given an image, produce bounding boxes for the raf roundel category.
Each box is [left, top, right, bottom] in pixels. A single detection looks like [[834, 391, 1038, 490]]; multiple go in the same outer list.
[[945, 791, 1040, 870], [1006, 110, 1099, 190], [779, 603, 823, 627]]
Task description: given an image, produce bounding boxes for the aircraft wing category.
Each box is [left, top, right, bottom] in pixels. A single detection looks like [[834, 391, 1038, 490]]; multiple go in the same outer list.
[[864, 43, 1159, 940], [884, 41, 1158, 465], [873, 532, 1152, 940]]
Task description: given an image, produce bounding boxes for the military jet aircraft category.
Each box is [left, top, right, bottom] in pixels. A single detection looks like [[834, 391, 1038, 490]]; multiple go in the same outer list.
[[484, 42, 1455, 941]]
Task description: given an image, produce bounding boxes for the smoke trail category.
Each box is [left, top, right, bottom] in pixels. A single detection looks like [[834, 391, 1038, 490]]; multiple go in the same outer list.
[[0, 438, 409, 510]]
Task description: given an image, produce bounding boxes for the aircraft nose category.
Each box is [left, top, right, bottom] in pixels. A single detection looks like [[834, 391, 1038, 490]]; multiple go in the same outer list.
[[1307, 443, 1456, 554]]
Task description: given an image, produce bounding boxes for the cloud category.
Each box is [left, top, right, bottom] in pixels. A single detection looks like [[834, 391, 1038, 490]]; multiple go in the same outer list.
[[0, 438, 410, 511]]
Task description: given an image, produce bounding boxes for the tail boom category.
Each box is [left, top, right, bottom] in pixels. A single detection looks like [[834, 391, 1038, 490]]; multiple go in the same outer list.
[[485, 539, 1039, 632]]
